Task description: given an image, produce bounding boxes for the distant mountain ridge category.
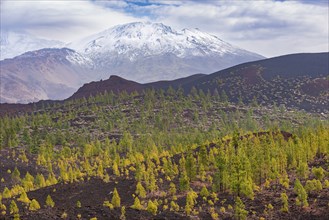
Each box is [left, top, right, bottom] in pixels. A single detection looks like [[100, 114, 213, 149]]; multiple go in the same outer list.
[[0, 48, 94, 103], [69, 52, 329, 112], [0, 30, 64, 60]]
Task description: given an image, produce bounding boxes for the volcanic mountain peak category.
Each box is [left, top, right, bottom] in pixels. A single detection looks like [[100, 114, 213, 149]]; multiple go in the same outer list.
[[69, 21, 264, 59], [66, 22, 264, 83]]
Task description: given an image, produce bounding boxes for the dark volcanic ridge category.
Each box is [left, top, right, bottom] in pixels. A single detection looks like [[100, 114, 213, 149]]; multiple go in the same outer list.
[[69, 52, 329, 112]]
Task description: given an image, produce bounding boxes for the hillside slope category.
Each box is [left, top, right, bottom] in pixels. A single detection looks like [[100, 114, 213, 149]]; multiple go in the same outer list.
[[69, 53, 329, 112], [0, 48, 95, 103], [182, 52, 328, 112]]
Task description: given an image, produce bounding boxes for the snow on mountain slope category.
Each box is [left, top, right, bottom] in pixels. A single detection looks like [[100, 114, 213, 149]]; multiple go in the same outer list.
[[0, 30, 64, 60], [70, 22, 257, 58], [0, 48, 95, 103], [69, 22, 264, 82]]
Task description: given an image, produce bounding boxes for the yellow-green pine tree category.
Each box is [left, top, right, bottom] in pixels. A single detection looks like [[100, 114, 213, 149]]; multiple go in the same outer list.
[[46, 195, 55, 207], [111, 188, 121, 208]]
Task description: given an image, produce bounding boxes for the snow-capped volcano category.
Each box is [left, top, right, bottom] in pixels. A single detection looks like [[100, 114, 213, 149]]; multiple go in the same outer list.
[[0, 30, 64, 60], [70, 22, 238, 58], [69, 22, 264, 82]]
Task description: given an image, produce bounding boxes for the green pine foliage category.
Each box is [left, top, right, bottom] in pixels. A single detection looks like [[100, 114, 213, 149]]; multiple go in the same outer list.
[[179, 171, 190, 192], [147, 200, 157, 215], [10, 200, 19, 215], [312, 167, 325, 181], [135, 182, 147, 198], [120, 206, 126, 220], [17, 191, 30, 204], [111, 188, 121, 208], [234, 197, 248, 220], [305, 179, 322, 193], [29, 199, 41, 211], [3, 187, 12, 199], [294, 179, 309, 207], [11, 167, 21, 183], [200, 186, 209, 198], [280, 192, 289, 212], [185, 190, 198, 215], [46, 195, 55, 208], [169, 182, 177, 196], [131, 197, 143, 210]]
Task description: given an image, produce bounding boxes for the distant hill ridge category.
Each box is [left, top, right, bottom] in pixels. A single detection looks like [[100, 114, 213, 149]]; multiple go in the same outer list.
[[69, 52, 329, 112], [1, 52, 328, 115], [70, 74, 207, 100]]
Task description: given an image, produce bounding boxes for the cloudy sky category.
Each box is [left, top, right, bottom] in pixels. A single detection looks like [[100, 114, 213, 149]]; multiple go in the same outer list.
[[1, 0, 328, 57]]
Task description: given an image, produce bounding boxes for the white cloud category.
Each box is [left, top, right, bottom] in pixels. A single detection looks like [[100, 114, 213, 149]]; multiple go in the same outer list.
[[1, 0, 328, 57], [0, 0, 147, 42], [148, 0, 328, 57]]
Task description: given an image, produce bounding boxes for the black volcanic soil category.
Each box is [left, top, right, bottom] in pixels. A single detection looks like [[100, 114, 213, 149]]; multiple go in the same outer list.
[[301, 78, 329, 97], [0, 148, 49, 192]]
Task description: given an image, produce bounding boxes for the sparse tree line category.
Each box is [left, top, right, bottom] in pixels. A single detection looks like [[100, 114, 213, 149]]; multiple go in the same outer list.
[[0, 87, 323, 152]]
